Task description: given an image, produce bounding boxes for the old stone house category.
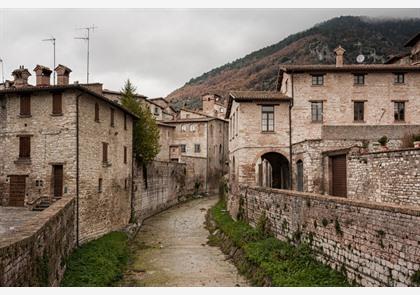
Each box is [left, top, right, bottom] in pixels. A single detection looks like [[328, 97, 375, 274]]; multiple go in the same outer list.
[[163, 108, 229, 194], [0, 64, 136, 243], [227, 37, 420, 201]]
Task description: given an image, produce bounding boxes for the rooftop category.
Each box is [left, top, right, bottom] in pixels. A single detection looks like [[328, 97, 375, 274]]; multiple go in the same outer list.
[[280, 64, 420, 73], [230, 90, 291, 101]]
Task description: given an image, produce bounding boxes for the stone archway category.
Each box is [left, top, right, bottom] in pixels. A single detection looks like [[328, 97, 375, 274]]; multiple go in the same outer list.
[[257, 152, 290, 189]]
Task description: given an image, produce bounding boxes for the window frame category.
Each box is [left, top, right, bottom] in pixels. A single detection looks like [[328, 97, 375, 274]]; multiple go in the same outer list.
[[19, 136, 31, 159], [52, 92, 63, 115], [353, 101, 365, 122], [311, 101, 323, 123], [311, 74, 324, 86], [110, 108, 115, 127], [194, 144, 201, 153], [394, 101, 405, 122], [394, 73, 405, 84], [19, 94, 31, 116], [102, 142, 109, 163], [94, 103, 100, 122], [180, 144, 186, 153], [123, 146, 127, 164], [353, 74, 365, 85], [261, 105, 275, 132]]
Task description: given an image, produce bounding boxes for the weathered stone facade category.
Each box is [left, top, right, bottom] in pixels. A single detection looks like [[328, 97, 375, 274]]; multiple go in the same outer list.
[[347, 148, 420, 206], [132, 160, 186, 222], [0, 197, 76, 286], [228, 186, 420, 286]]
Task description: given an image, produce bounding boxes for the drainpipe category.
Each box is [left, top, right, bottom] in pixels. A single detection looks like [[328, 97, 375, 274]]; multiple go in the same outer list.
[[75, 91, 83, 247], [289, 74, 294, 190], [206, 122, 209, 193]]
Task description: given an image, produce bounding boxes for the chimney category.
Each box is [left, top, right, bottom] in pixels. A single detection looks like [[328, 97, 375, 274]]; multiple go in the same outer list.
[[55, 64, 72, 85], [334, 45, 346, 67], [33, 65, 52, 86], [12, 66, 31, 88]]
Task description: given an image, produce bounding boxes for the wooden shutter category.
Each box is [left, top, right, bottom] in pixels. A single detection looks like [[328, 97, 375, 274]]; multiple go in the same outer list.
[[52, 93, 62, 114], [110, 108, 115, 127], [9, 175, 26, 207], [53, 165, 63, 197], [124, 146, 127, 164], [20, 95, 31, 116], [102, 142, 108, 163], [19, 136, 30, 158], [95, 103, 99, 122], [331, 155, 347, 197]]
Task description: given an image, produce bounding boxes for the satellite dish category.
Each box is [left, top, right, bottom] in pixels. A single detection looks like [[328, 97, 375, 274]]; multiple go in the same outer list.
[[356, 54, 365, 64]]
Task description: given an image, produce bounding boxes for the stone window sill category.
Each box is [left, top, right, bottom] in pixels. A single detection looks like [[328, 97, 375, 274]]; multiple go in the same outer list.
[[311, 84, 324, 87], [311, 121, 323, 124], [393, 82, 405, 86], [14, 158, 31, 164], [102, 162, 112, 168], [50, 113, 63, 117], [18, 114, 32, 118], [261, 131, 276, 134], [353, 83, 365, 86], [353, 120, 365, 123]]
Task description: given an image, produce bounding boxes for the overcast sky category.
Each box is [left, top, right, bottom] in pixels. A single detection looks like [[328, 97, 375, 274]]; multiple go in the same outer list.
[[0, 8, 419, 97]]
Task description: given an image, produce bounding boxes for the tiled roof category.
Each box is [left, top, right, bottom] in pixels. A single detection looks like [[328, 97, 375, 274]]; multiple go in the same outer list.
[[0, 84, 139, 118], [230, 90, 291, 101], [280, 64, 420, 73]]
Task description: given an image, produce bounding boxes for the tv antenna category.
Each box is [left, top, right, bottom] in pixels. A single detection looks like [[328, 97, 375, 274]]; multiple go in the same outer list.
[[75, 25, 97, 83], [0, 58, 4, 84], [42, 37, 56, 84]]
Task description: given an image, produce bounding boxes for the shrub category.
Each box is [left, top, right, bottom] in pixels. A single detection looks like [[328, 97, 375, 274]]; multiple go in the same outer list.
[[378, 136, 389, 146]]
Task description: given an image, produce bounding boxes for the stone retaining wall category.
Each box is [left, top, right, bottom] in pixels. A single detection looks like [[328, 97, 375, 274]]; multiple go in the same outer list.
[[228, 186, 420, 286], [132, 160, 186, 222], [0, 197, 76, 286], [347, 148, 420, 206]]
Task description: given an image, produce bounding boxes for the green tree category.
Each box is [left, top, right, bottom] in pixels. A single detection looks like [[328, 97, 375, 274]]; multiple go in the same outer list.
[[120, 79, 160, 163]]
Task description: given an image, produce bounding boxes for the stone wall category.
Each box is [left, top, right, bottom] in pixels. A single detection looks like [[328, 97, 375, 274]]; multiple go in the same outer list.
[[132, 160, 186, 222], [228, 186, 420, 286], [181, 155, 207, 194], [0, 197, 76, 286], [347, 148, 420, 206]]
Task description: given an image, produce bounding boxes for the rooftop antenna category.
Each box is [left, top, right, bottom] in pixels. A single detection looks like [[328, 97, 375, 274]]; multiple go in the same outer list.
[[75, 25, 97, 84], [42, 37, 56, 84], [0, 58, 4, 83]]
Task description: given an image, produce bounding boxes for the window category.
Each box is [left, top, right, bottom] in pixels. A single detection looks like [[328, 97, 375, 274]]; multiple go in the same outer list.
[[102, 142, 108, 163], [190, 124, 196, 132], [94, 103, 99, 122], [311, 102, 323, 122], [311, 75, 324, 86], [181, 124, 187, 132], [124, 113, 127, 130], [124, 178, 128, 190], [52, 93, 62, 115], [110, 108, 115, 127], [394, 73, 405, 84], [194, 144, 201, 153], [124, 146, 127, 164], [354, 101, 365, 122], [354, 74, 365, 85], [261, 105, 274, 132], [220, 108, 224, 113], [394, 102, 405, 122], [19, 136, 30, 158], [154, 107, 160, 115], [180, 144, 186, 153], [98, 178, 103, 193], [232, 113, 235, 137], [20, 94, 31, 116]]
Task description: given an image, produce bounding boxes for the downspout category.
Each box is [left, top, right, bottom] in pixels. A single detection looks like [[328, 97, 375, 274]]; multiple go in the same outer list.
[[75, 91, 83, 247], [289, 74, 294, 190], [206, 122, 209, 193]]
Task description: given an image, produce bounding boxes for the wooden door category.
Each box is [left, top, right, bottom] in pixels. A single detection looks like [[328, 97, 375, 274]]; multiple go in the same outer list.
[[297, 160, 303, 192], [331, 155, 347, 197], [9, 175, 26, 206], [53, 165, 63, 197]]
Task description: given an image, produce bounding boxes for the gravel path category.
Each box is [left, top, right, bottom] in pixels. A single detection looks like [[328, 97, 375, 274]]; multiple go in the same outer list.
[[120, 196, 248, 287]]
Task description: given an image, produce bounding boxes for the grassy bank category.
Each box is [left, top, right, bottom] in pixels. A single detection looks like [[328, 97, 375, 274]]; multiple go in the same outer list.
[[209, 201, 351, 286], [61, 232, 129, 286]]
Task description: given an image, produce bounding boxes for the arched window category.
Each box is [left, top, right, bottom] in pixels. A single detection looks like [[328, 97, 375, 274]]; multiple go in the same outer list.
[[296, 160, 304, 192]]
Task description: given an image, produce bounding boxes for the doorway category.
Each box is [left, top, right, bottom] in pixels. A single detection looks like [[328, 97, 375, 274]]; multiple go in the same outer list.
[[52, 165, 63, 198], [8, 175, 26, 207], [330, 155, 347, 197]]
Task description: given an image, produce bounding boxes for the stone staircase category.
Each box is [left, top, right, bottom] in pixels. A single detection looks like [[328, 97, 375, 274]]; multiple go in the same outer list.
[[32, 197, 61, 212]]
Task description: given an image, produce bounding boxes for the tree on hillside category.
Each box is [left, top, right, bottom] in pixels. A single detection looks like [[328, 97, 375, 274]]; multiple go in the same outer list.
[[120, 79, 160, 164]]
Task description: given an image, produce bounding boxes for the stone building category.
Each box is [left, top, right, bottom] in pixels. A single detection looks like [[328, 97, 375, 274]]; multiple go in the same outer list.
[[201, 93, 227, 119], [163, 108, 229, 194], [0, 64, 136, 243], [227, 37, 420, 200]]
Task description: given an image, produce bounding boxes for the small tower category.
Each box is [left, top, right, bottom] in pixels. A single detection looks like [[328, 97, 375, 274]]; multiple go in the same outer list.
[[334, 45, 346, 67]]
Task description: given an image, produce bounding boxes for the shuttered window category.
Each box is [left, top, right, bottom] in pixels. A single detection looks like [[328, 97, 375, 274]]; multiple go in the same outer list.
[[311, 102, 323, 122], [102, 142, 108, 163], [52, 93, 62, 115], [124, 146, 127, 164], [261, 105, 274, 132], [94, 103, 100, 122], [19, 136, 31, 158], [20, 94, 31, 116], [354, 101, 364, 122], [394, 102, 405, 122], [110, 108, 115, 127]]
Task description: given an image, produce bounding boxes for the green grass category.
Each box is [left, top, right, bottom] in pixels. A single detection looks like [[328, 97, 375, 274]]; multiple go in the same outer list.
[[61, 232, 129, 287], [210, 201, 351, 287]]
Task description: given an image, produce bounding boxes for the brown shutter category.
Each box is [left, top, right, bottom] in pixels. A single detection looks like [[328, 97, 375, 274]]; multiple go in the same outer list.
[[124, 146, 127, 164], [20, 95, 31, 116], [102, 142, 108, 163], [110, 108, 115, 127], [52, 93, 62, 114], [9, 175, 26, 206], [331, 155, 347, 197], [19, 136, 30, 158], [95, 103, 99, 122]]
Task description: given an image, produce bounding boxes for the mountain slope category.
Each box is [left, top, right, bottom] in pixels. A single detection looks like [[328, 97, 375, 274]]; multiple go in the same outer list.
[[166, 16, 420, 110]]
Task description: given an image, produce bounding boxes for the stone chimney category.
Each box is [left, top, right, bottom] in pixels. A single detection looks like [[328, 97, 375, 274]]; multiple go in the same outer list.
[[12, 66, 31, 88], [334, 45, 346, 67], [33, 65, 52, 86], [55, 64, 72, 85]]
